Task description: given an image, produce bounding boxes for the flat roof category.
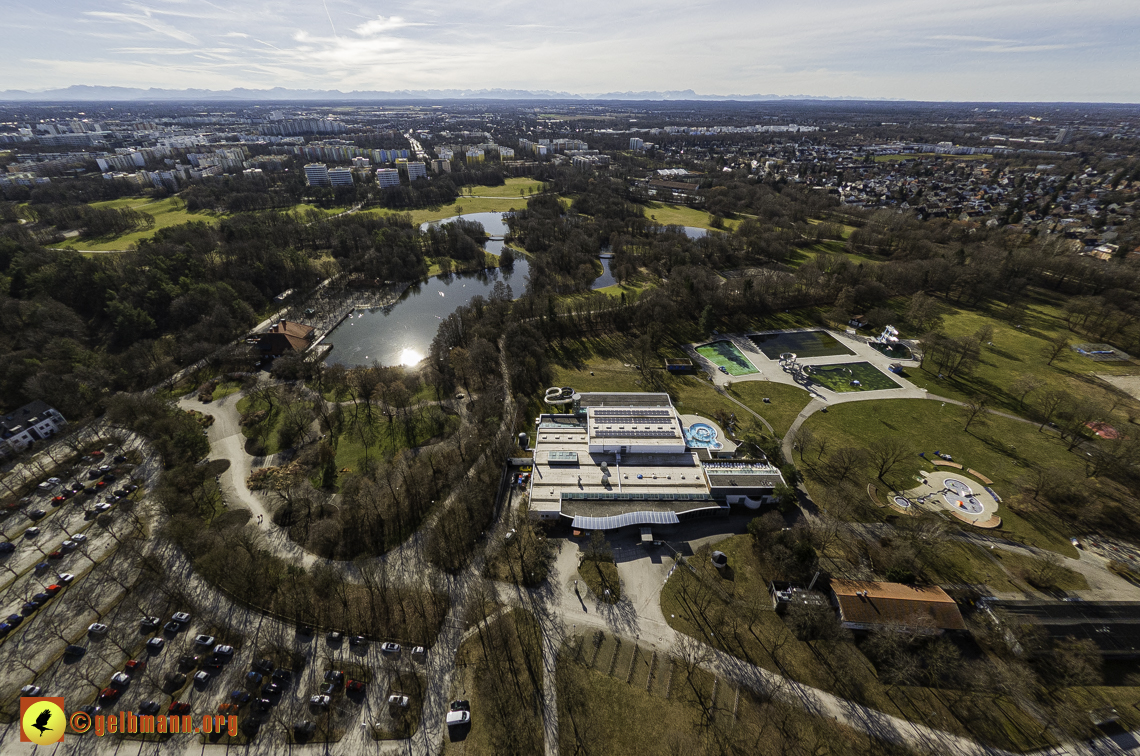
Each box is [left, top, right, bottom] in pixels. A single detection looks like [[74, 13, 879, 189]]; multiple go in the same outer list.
[[577, 392, 673, 408]]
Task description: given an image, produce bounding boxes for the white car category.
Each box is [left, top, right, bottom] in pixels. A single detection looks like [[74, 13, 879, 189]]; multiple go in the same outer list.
[[171, 612, 191, 623], [94, 503, 111, 513], [194, 634, 216, 646], [61, 540, 77, 552], [193, 671, 211, 684], [24, 528, 40, 538], [58, 573, 75, 584], [309, 695, 330, 709], [110, 672, 131, 687], [72, 534, 88, 544], [21, 684, 43, 696], [446, 710, 470, 726], [88, 623, 109, 635], [380, 642, 401, 654], [213, 644, 234, 657], [387, 694, 409, 708]]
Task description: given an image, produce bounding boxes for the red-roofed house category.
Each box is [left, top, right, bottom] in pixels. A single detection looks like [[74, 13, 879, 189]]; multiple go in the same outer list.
[[256, 320, 315, 356]]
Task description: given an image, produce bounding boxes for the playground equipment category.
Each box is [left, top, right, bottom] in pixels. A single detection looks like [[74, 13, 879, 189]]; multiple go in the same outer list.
[[543, 386, 576, 405], [874, 325, 900, 346]]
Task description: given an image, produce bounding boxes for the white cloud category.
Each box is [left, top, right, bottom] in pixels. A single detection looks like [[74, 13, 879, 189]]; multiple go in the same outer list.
[[84, 9, 200, 45], [353, 15, 422, 36]]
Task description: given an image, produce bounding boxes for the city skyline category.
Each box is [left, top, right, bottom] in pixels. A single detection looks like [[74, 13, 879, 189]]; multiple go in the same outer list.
[[3, 0, 1139, 102]]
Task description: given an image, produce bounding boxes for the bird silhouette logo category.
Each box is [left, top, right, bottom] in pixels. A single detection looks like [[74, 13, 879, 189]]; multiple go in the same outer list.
[[20, 697, 65, 745], [32, 708, 52, 735]]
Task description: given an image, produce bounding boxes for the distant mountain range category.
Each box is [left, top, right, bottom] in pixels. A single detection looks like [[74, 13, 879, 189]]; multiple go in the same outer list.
[[0, 85, 881, 102]]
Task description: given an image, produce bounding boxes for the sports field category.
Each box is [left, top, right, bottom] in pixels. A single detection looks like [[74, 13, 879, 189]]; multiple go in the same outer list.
[[696, 340, 757, 376]]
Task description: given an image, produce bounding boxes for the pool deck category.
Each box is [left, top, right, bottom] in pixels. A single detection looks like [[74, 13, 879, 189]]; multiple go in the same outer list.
[[686, 328, 926, 405], [679, 414, 738, 454]]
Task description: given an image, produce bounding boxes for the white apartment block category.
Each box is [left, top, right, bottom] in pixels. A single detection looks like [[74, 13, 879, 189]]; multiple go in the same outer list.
[[376, 168, 401, 187], [328, 167, 354, 187], [406, 161, 428, 180], [0, 401, 67, 458], [304, 163, 331, 187]]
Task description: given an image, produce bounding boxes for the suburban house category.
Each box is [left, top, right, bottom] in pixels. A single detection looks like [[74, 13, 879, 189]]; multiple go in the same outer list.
[[0, 400, 68, 458], [256, 320, 315, 356], [830, 579, 966, 635]]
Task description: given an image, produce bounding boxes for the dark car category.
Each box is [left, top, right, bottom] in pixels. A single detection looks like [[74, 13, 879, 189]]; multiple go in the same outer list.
[[139, 701, 161, 715], [294, 720, 316, 736], [230, 690, 251, 705], [70, 482, 84, 492], [0, 542, 14, 554], [271, 668, 293, 684], [251, 697, 272, 713], [0, 623, 12, 637], [21, 601, 41, 613], [98, 687, 119, 703], [164, 621, 181, 633], [103, 473, 116, 482], [252, 658, 274, 674], [297, 624, 314, 636], [65, 644, 86, 658], [141, 616, 160, 631], [34, 562, 49, 574], [7, 614, 23, 626], [246, 671, 263, 687], [28, 509, 46, 520], [113, 455, 128, 464], [349, 635, 367, 647], [169, 701, 191, 715], [32, 592, 50, 603], [262, 682, 282, 696], [323, 670, 345, 686], [346, 679, 366, 694]]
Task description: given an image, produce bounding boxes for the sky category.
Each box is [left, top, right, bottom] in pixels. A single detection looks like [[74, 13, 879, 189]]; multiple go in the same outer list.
[[3, 0, 1139, 101]]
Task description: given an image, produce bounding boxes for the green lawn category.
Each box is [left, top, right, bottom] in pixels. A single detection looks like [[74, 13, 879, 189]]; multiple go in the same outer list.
[[728, 382, 815, 436], [800, 398, 1086, 556], [886, 294, 1140, 427], [578, 559, 621, 602], [918, 540, 1088, 593], [640, 201, 739, 231], [50, 196, 227, 251], [363, 195, 533, 225], [695, 340, 758, 376], [459, 177, 545, 197], [808, 362, 901, 392], [333, 406, 458, 477]]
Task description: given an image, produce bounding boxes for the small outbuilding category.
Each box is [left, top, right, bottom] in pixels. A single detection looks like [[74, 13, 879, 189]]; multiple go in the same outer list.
[[830, 579, 966, 635]]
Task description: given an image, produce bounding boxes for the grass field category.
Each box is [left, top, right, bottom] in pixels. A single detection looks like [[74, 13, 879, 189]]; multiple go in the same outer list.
[[578, 559, 621, 602], [50, 196, 227, 251], [800, 398, 1087, 556], [459, 177, 545, 197], [893, 294, 1140, 427], [695, 340, 758, 376], [364, 196, 532, 225], [333, 406, 459, 477], [728, 382, 815, 436], [639, 201, 738, 231], [809, 362, 901, 392]]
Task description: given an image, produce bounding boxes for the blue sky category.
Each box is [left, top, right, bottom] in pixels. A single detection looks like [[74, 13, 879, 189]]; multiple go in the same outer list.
[[4, 0, 1138, 100]]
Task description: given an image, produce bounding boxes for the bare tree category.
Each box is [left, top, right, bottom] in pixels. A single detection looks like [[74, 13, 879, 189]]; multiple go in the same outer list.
[[963, 396, 988, 433], [1036, 388, 1069, 431], [1043, 334, 1070, 366], [867, 437, 910, 481], [1010, 373, 1044, 407]]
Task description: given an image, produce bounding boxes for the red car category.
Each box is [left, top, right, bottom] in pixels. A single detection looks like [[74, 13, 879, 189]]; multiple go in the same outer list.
[[346, 680, 366, 693], [95, 481, 106, 489], [90, 450, 104, 458], [45, 585, 62, 594], [168, 701, 191, 715], [99, 687, 119, 702], [48, 551, 63, 560], [52, 495, 66, 504], [125, 659, 146, 674]]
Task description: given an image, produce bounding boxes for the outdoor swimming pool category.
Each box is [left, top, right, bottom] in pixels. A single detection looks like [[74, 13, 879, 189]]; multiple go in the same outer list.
[[695, 340, 757, 375], [749, 330, 856, 359], [685, 422, 723, 450]]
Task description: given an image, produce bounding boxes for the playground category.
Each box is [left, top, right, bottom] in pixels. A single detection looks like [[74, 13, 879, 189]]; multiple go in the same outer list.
[[806, 362, 900, 393], [893, 469, 1002, 526], [695, 340, 758, 376]]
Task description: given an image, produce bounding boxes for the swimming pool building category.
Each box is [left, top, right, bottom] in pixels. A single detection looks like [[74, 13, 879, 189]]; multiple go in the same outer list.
[[526, 392, 784, 530]]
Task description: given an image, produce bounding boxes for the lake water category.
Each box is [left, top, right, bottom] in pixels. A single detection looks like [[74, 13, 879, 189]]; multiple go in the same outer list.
[[591, 257, 616, 289], [323, 213, 529, 367]]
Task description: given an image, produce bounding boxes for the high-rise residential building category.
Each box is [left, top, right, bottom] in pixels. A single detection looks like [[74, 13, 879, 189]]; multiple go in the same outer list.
[[328, 167, 354, 187], [352, 156, 371, 168], [304, 163, 330, 186], [465, 148, 484, 164], [430, 159, 451, 174], [406, 161, 428, 181], [630, 137, 645, 151], [499, 147, 515, 160], [376, 168, 401, 187]]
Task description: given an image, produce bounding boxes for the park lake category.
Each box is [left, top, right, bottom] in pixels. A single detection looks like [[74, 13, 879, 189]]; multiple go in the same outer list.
[[322, 212, 618, 367]]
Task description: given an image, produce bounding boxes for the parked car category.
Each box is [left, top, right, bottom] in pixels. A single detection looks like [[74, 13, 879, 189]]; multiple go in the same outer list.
[[124, 659, 146, 674], [318, 682, 336, 696], [323, 670, 345, 686], [139, 701, 161, 716], [251, 697, 272, 713], [178, 655, 199, 669], [217, 703, 239, 715], [164, 621, 181, 633], [294, 720, 316, 736], [60, 540, 77, 552], [57, 573, 75, 584], [32, 592, 51, 603], [34, 561, 50, 574], [88, 622, 109, 635], [65, 645, 86, 658], [72, 533, 88, 544], [21, 601, 40, 613], [309, 695, 331, 709], [0, 542, 14, 554], [447, 700, 471, 726], [0, 623, 14, 637], [213, 644, 234, 657], [141, 616, 160, 630], [99, 687, 119, 703], [412, 645, 427, 660], [7, 614, 24, 626], [78, 704, 102, 717], [45, 584, 62, 594], [262, 682, 282, 696], [193, 634, 216, 646], [193, 670, 211, 685], [21, 684, 43, 697], [24, 527, 40, 538], [380, 641, 401, 654], [252, 658, 274, 674], [246, 671, 263, 687], [272, 668, 293, 684], [169, 701, 191, 715], [327, 631, 344, 643], [387, 694, 409, 708], [94, 503, 111, 513], [47, 550, 62, 560], [110, 672, 131, 688], [146, 637, 165, 652], [230, 690, 251, 705], [346, 679, 366, 694], [349, 635, 367, 647]]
